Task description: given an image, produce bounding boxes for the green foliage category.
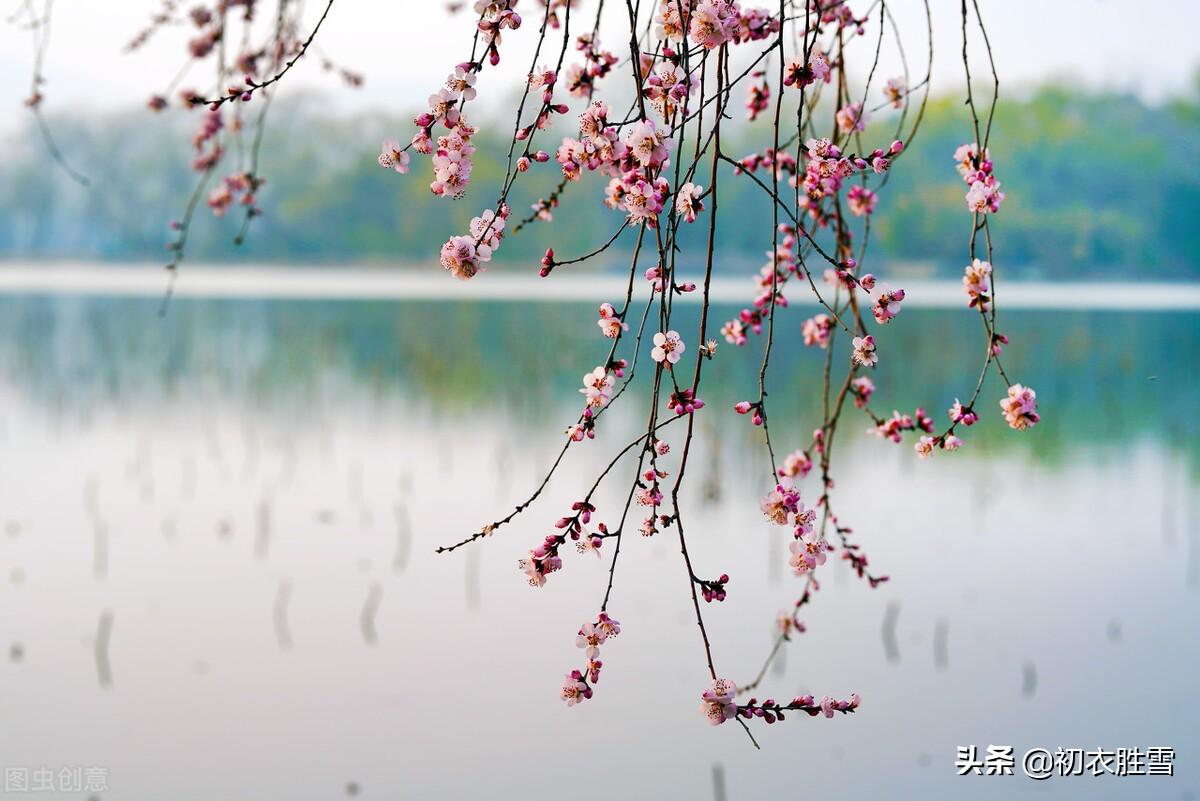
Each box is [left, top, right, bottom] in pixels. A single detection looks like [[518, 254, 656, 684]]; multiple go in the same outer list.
[[1, 83, 1197, 278]]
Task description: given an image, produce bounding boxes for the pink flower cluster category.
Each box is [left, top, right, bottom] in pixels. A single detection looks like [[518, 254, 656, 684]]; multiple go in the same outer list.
[[871, 285, 906, 324], [835, 102, 868, 134], [519, 500, 603, 587], [816, 0, 869, 33], [556, 104, 682, 227], [949, 398, 978, 427], [568, 360, 626, 441], [801, 137, 902, 204], [744, 72, 771, 121], [426, 111, 477, 198], [1000, 384, 1039, 430], [439, 205, 509, 280], [720, 226, 802, 346], [764, 482, 824, 576], [851, 376, 875, 408], [963, 258, 992, 310], [784, 47, 832, 88], [883, 76, 906, 108], [191, 109, 223, 172], [474, 1, 523, 67], [689, 1, 740, 50], [643, 59, 695, 120], [580, 366, 616, 409], [873, 407, 934, 443], [564, 33, 618, 98], [597, 302, 628, 338], [801, 314, 833, 348], [847, 184, 877, 216], [562, 612, 621, 705], [207, 171, 259, 218], [955, 142, 1005, 214]]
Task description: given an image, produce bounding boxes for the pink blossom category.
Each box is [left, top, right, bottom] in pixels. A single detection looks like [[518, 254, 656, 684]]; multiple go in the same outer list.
[[576, 532, 603, 556], [561, 670, 592, 706], [439, 236, 480, 280], [721, 318, 748, 346], [576, 622, 604, 659], [788, 531, 829, 574], [1000, 384, 1039, 430], [836, 102, 868, 134], [949, 399, 978, 426], [802, 314, 832, 348], [580, 366, 615, 408], [966, 176, 1005, 213], [625, 120, 668, 168], [675, 182, 704, 223], [963, 258, 992, 309], [700, 678, 738, 725], [760, 484, 800, 526], [644, 61, 694, 119], [651, 330, 685, 365], [871, 285, 905, 324], [597, 302, 628, 338], [377, 139, 411, 174], [446, 65, 478, 101], [689, 0, 738, 49], [914, 436, 935, 458], [851, 335, 878, 367], [778, 449, 813, 479], [847, 185, 877, 216], [596, 613, 621, 639], [851, 376, 875, 408], [953, 142, 987, 180], [654, 0, 691, 41]]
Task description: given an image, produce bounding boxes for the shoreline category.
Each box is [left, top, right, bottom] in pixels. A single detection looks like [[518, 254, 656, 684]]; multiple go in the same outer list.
[[0, 263, 1196, 310]]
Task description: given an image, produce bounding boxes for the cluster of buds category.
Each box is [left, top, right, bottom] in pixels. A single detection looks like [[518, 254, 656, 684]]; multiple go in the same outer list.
[[699, 573, 730, 603], [565, 33, 618, 97], [736, 692, 862, 724], [477, 2, 523, 66], [850, 376, 875, 408], [667, 388, 704, 415]]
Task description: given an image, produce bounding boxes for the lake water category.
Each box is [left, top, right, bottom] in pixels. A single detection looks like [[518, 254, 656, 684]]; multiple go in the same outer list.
[[0, 276, 1196, 800]]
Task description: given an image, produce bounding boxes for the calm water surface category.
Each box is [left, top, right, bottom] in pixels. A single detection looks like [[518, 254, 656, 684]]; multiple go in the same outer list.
[[0, 294, 1196, 800]]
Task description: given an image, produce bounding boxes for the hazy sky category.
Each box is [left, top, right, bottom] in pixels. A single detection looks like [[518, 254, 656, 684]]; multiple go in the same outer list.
[[1, 0, 1197, 136]]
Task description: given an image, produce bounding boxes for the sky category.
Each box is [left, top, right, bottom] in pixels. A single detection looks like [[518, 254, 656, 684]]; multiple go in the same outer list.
[[0, 0, 1197, 137]]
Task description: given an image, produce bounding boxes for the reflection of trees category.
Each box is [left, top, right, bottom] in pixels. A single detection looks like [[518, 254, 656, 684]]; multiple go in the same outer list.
[[0, 298, 1194, 468]]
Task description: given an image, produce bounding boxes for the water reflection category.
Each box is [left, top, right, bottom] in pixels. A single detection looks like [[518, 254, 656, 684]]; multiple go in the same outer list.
[[0, 296, 1196, 801]]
